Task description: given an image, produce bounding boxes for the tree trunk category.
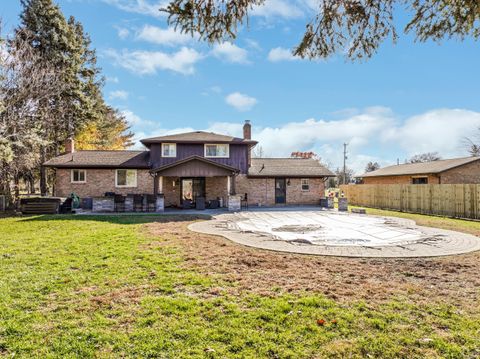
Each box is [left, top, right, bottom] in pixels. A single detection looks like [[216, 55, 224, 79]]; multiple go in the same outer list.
[[40, 147, 48, 196]]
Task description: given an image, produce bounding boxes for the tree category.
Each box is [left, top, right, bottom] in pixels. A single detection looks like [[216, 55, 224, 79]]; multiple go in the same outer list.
[[408, 152, 441, 163], [463, 130, 480, 157], [252, 145, 265, 158], [335, 166, 354, 185], [163, 1, 480, 60], [365, 161, 380, 172]]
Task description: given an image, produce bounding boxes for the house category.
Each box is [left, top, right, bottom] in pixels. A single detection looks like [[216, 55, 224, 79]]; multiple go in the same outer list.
[[43, 121, 334, 208], [359, 157, 480, 185]]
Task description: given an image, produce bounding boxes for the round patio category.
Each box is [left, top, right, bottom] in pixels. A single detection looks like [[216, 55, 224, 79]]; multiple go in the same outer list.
[[188, 209, 480, 258]]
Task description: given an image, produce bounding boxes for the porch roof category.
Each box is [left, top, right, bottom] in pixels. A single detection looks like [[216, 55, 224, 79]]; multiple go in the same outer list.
[[151, 155, 240, 177]]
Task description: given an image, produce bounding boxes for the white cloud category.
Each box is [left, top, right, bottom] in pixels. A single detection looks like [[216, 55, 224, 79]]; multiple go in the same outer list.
[[106, 76, 120, 83], [225, 92, 258, 111], [103, 0, 168, 18], [251, 0, 304, 19], [136, 25, 192, 46], [109, 90, 129, 100], [105, 47, 203, 75], [383, 109, 480, 157], [212, 42, 249, 64], [116, 27, 130, 39], [267, 47, 298, 62]]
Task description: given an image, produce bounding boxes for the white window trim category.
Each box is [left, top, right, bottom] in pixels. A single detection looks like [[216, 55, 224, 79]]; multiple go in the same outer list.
[[204, 143, 230, 158], [161, 143, 177, 157], [71, 169, 86, 184], [301, 178, 310, 192], [115, 169, 138, 188]]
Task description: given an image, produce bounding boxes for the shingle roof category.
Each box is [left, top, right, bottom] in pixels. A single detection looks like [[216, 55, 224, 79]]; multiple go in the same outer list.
[[43, 150, 150, 168], [360, 157, 480, 177], [248, 158, 335, 177], [141, 131, 257, 145]]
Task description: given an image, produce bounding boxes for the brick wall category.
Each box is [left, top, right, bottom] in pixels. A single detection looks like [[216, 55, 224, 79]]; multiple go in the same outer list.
[[235, 175, 325, 206], [205, 176, 228, 202], [440, 160, 480, 184], [363, 174, 440, 185], [55, 168, 153, 198], [161, 176, 180, 207]]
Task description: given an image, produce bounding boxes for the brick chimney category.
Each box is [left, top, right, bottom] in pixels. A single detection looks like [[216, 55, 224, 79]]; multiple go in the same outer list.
[[65, 137, 75, 154], [243, 120, 251, 140]]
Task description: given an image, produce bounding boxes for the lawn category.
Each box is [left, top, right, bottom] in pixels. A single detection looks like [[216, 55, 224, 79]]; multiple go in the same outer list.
[[1, 213, 479, 358]]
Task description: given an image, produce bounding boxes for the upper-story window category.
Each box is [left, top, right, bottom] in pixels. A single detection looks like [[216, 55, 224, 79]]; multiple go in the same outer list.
[[162, 143, 176, 157], [205, 144, 229, 158]]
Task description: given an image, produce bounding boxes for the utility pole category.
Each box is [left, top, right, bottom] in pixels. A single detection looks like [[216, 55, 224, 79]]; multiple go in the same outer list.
[[343, 143, 348, 185]]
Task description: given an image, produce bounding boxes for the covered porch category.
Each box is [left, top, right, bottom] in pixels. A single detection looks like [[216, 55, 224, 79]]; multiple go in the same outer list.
[[151, 156, 240, 210]]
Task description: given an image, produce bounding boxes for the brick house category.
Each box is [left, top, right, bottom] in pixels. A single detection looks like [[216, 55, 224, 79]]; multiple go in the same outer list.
[[44, 121, 334, 208], [359, 157, 480, 185]]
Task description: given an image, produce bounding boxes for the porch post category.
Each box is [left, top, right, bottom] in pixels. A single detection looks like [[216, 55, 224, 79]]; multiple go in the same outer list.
[[159, 176, 163, 194], [227, 176, 231, 195]]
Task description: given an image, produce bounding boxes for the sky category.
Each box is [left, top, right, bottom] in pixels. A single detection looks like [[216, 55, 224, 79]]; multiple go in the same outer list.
[[2, 0, 480, 173]]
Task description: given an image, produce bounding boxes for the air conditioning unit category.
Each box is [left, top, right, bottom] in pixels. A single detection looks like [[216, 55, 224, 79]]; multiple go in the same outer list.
[[0, 195, 5, 212]]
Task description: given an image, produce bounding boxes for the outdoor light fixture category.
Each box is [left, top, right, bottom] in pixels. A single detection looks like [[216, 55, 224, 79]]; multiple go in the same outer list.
[[287, 179, 291, 186]]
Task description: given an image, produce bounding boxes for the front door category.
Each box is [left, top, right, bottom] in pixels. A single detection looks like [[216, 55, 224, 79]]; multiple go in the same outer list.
[[275, 178, 286, 204], [181, 177, 206, 206]]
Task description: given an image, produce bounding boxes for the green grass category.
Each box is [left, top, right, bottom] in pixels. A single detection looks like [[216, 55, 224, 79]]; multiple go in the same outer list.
[[1, 215, 479, 358]]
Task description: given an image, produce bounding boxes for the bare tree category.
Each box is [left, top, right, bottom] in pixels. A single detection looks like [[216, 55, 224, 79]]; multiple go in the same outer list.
[[365, 161, 380, 172], [463, 131, 480, 157], [163, 1, 480, 60], [252, 145, 265, 158], [0, 26, 64, 204], [408, 152, 441, 163]]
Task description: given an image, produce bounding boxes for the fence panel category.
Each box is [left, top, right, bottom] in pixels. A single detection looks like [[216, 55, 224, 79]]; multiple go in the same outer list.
[[340, 184, 480, 220]]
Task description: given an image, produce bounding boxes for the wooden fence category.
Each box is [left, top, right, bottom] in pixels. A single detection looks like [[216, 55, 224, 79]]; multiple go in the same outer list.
[[340, 184, 480, 219]]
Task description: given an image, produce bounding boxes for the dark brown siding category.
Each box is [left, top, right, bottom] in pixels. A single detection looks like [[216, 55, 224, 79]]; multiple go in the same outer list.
[[150, 144, 248, 173], [156, 159, 234, 177]]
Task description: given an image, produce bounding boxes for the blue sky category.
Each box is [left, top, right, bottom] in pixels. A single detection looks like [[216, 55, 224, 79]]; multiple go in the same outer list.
[[2, 0, 480, 172]]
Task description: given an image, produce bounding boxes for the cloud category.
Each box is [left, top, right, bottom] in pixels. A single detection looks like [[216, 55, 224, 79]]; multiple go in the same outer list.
[[105, 47, 203, 75], [225, 92, 258, 111], [109, 90, 129, 100], [106, 76, 120, 84], [212, 42, 249, 64], [136, 25, 192, 46], [251, 0, 304, 19], [102, 0, 168, 18], [116, 27, 130, 39], [267, 47, 299, 62]]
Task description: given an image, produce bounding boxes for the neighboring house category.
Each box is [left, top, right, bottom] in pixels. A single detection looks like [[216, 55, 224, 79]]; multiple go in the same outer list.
[[43, 121, 334, 207], [359, 157, 480, 185]]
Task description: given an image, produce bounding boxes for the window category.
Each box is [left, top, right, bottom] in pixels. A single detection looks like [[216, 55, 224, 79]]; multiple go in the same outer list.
[[71, 169, 86, 183], [116, 169, 137, 187], [301, 178, 310, 191], [205, 144, 229, 158], [162, 143, 176, 157], [412, 177, 428, 184]]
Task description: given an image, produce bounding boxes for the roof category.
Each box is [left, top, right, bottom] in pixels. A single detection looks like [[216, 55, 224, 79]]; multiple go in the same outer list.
[[248, 158, 335, 177], [141, 131, 258, 146], [360, 157, 480, 177], [151, 155, 239, 174], [43, 150, 150, 168]]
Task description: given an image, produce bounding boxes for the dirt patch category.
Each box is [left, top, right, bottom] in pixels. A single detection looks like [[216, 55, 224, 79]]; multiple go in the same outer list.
[[144, 219, 480, 308]]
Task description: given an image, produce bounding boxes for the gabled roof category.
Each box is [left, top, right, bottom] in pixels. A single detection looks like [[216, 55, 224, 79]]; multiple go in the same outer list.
[[43, 150, 150, 168], [248, 158, 335, 177], [360, 156, 480, 177], [141, 131, 257, 146]]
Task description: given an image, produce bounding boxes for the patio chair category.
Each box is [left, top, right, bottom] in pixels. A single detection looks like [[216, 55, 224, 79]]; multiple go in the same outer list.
[[181, 199, 193, 209], [59, 197, 73, 214], [133, 194, 144, 212], [145, 194, 156, 212], [114, 194, 126, 212]]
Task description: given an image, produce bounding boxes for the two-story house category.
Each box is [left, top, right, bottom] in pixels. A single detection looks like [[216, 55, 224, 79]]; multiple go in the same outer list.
[[43, 121, 334, 208]]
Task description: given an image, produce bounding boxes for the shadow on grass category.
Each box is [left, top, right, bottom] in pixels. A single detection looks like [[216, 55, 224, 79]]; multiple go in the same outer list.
[[18, 213, 212, 225]]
